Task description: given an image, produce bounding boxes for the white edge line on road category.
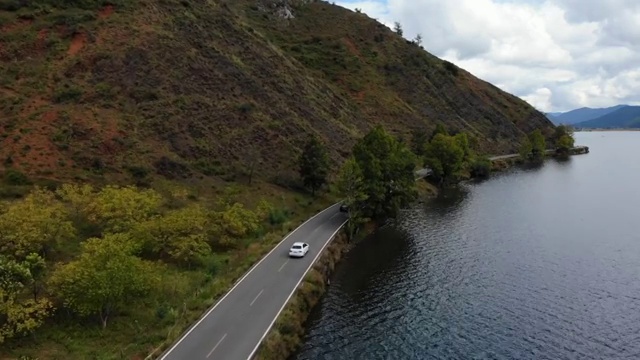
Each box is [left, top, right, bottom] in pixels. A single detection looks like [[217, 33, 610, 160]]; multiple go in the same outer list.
[[245, 218, 349, 360], [278, 259, 289, 272], [206, 333, 227, 358], [158, 201, 341, 360], [250, 289, 264, 307]]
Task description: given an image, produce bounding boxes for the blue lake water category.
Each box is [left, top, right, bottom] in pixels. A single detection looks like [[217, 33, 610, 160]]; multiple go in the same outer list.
[[293, 131, 640, 360]]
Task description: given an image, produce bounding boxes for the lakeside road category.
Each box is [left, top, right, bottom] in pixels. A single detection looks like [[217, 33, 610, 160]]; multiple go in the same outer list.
[[159, 147, 591, 360], [158, 203, 348, 360]]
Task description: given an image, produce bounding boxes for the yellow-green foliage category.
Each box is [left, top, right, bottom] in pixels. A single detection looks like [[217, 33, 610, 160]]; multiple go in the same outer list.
[[0, 188, 75, 258], [133, 204, 211, 266], [89, 185, 164, 233], [215, 203, 261, 246], [0, 183, 275, 348], [0, 255, 53, 343], [49, 234, 157, 328]]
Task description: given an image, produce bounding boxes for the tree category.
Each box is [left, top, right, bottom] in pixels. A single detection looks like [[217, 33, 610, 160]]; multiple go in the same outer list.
[[556, 134, 575, 157], [469, 156, 492, 179], [352, 126, 417, 219], [529, 129, 546, 162], [519, 136, 533, 161], [454, 132, 471, 162], [50, 234, 156, 328], [133, 205, 211, 267], [56, 183, 95, 221], [335, 157, 368, 240], [0, 256, 52, 343], [393, 21, 403, 36], [24, 253, 46, 301], [424, 133, 465, 185], [0, 188, 75, 259], [553, 125, 575, 157], [212, 203, 261, 248], [89, 185, 163, 233], [298, 135, 330, 196], [430, 123, 448, 141], [518, 129, 547, 163], [413, 33, 423, 46], [410, 128, 428, 157]]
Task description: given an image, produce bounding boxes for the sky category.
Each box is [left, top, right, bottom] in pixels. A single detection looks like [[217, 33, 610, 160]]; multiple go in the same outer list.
[[335, 0, 640, 113]]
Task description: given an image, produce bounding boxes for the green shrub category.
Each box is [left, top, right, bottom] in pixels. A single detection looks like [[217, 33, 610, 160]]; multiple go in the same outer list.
[[469, 157, 491, 178], [268, 207, 289, 225], [4, 169, 31, 185], [54, 85, 83, 103]]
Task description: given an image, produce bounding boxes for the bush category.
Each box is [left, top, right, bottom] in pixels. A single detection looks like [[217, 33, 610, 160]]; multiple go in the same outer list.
[[53, 86, 83, 103], [268, 208, 289, 225], [469, 157, 491, 178], [4, 169, 31, 185]]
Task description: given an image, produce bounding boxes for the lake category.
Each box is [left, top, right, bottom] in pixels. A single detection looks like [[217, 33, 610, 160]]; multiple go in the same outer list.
[[292, 131, 640, 360]]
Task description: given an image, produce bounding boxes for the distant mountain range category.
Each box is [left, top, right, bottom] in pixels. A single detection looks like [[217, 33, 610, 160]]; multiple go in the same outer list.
[[546, 105, 640, 129]]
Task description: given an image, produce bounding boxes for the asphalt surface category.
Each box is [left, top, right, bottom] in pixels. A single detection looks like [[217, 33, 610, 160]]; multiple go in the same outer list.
[[159, 203, 348, 360]]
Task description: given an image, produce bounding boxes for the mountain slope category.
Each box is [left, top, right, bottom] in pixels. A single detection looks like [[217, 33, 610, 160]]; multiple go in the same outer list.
[[575, 106, 640, 128], [552, 105, 628, 125], [0, 0, 554, 185]]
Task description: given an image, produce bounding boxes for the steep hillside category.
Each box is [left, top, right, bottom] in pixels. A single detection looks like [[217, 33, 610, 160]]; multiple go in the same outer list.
[[551, 105, 628, 125], [575, 106, 640, 129], [0, 0, 553, 186]]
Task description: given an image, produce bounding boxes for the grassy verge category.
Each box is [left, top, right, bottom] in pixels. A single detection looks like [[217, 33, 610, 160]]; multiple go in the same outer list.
[[0, 177, 338, 360]]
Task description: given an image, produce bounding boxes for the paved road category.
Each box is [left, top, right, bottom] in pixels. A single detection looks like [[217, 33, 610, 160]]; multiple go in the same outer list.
[[159, 203, 348, 360]]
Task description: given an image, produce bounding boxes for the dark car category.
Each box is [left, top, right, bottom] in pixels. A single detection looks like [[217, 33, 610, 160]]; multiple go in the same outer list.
[[339, 204, 349, 212]]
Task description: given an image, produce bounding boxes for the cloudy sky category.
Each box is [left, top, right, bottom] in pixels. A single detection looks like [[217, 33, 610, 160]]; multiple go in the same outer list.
[[335, 0, 640, 113]]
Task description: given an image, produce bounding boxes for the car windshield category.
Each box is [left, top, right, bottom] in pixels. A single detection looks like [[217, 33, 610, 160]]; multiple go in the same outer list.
[[292, 245, 302, 249]]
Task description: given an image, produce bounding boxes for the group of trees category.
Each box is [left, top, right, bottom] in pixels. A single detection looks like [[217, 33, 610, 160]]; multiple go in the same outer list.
[[0, 185, 271, 340], [411, 123, 490, 184], [336, 126, 417, 237], [519, 125, 575, 162], [297, 126, 418, 239]]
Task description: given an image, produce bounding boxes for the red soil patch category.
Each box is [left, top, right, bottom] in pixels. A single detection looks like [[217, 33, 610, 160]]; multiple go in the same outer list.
[[353, 90, 366, 101], [42, 111, 58, 125], [67, 32, 86, 56], [37, 29, 48, 41], [342, 37, 363, 60], [98, 5, 115, 19], [0, 18, 33, 33]]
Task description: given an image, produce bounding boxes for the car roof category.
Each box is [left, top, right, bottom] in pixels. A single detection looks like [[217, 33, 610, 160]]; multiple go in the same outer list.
[[292, 242, 306, 246]]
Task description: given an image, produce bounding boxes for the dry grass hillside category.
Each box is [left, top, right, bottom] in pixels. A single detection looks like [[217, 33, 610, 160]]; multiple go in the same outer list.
[[0, 0, 553, 187]]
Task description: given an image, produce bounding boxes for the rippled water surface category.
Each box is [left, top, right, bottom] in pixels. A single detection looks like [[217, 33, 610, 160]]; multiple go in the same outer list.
[[293, 132, 640, 360]]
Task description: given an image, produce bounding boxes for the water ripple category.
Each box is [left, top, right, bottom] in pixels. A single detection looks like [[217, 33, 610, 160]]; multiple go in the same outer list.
[[293, 132, 640, 360]]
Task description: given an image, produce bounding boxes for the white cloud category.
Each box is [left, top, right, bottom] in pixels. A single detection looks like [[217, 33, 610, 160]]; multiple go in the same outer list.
[[336, 0, 640, 112]]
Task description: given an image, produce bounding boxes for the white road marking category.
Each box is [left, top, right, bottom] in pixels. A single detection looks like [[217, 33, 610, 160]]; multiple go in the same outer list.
[[206, 333, 227, 358], [278, 259, 289, 272], [246, 218, 349, 360], [158, 203, 341, 359], [250, 289, 264, 307]]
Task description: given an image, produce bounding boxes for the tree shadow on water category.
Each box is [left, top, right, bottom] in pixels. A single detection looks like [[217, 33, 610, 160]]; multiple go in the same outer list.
[[427, 185, 470, 215]]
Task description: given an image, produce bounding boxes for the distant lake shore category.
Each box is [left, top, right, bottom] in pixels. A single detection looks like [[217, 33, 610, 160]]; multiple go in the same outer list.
[[575, 128, 640, 131]]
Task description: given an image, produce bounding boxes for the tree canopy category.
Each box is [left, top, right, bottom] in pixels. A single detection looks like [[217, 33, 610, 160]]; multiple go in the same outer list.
[[424, 133, 465, 184], [50, 234, 158, 328], [519, 129, 546, 163], [298, 135, 330, 196], [352, 126, 417, 219]]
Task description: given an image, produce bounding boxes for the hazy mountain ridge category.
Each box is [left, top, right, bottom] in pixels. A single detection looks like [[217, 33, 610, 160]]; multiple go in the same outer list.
[[549, 105, 629, 125], [574, 106, 640, 129]]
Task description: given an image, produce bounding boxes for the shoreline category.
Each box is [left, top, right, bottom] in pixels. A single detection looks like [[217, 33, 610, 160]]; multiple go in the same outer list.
[[575, 128, 640, 132], [254, 148, 591, 360]]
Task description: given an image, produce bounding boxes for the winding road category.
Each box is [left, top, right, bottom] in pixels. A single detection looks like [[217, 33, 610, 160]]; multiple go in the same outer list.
[[159, 203, 348, 360], [159, 146, 590, 360]]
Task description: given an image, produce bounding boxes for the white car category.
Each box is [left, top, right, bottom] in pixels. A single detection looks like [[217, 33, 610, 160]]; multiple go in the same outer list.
[[289, 242, 309, 258]]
